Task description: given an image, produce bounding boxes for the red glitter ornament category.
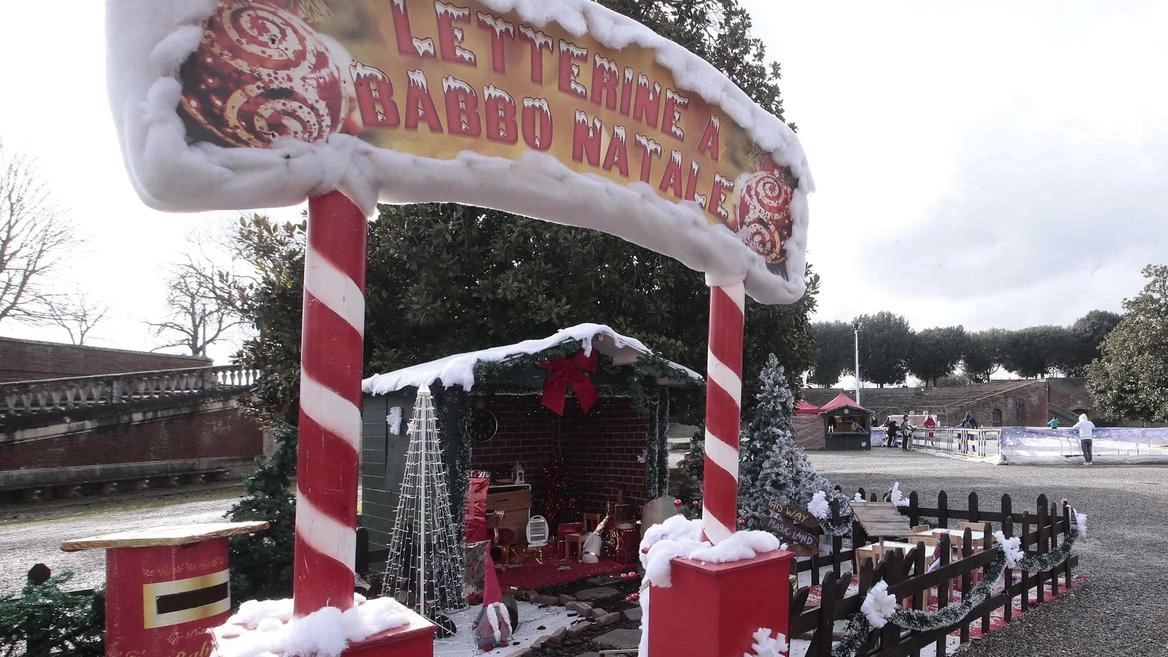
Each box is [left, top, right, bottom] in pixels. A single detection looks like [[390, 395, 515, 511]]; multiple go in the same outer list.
[[179, 0, 347, 148], [733, 156, 796, 268]]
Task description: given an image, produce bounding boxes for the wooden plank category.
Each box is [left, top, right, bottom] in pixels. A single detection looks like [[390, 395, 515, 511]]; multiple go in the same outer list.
[[849, 501, 913, 537], [61, 521, 269, 551]]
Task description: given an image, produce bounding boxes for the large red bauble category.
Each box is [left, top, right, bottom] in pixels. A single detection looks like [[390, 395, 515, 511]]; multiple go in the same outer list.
[[179, 0, 346, 148], [734, 158, 795, 266]]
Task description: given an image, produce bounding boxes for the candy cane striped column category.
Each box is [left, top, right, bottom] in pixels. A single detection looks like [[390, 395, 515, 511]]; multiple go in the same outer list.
[[293, 190, 368, 616], [701, 282, 745, 545]]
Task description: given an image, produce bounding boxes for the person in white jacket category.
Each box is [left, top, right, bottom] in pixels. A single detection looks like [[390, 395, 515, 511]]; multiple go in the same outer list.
[[1072, 413, 1095, 465]]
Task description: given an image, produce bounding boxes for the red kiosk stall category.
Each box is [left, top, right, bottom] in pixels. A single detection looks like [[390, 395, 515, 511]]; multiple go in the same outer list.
[[105, 1, 814, 654]]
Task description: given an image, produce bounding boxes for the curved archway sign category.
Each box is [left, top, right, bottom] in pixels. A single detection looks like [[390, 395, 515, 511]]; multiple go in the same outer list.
[[108, 0, 812, 644]]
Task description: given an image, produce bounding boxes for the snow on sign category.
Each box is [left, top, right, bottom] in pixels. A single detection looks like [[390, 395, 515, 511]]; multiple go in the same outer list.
[[108, 0, 813, 303]]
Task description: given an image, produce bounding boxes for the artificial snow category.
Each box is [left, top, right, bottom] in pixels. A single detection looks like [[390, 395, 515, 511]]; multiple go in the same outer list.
[[889, 482, 910, 508], [860, 581, 897, 629], [745, 627, 789, 657], [994, 531, 1024, 568], [211, 595, 412, 657], [807, 490, 831, 521], [639, 515, 782, 589], [362, 323, 701, 394], [433, 599, 578, 656], [107, 0, 814, 305], [1074, 510, 1088, 537]]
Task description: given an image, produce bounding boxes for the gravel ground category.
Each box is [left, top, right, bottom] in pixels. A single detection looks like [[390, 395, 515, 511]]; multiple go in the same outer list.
[[808, 449, 1168, 657], [0, 487, 242, 596]]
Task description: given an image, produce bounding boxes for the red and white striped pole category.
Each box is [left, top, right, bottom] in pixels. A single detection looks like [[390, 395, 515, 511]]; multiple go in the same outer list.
[[701, 281, 745, 545], [293, 190, 368, 616]]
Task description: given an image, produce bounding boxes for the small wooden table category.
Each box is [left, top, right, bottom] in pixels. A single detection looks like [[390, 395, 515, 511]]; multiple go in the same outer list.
[[914, 528, 986, 551]]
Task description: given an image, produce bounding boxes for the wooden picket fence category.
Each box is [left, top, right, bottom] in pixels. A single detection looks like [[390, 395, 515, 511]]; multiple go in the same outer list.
[[790, 489, 1080, 657]]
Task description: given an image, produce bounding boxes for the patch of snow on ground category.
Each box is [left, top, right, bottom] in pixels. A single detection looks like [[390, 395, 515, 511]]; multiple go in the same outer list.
[[433, 601, 578, 657]]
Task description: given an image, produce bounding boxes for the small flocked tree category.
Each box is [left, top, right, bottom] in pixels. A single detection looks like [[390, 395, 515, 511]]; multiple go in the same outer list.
[[677, 424, 705, 520], [738, 355, 851, 534]]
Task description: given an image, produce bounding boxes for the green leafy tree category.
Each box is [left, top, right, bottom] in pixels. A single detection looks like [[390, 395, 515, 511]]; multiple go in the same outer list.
[[962, 329, 1007, 382], [1053, 310, 1122, 377], [1000, 326, 1074, 379], [809, 321, 853, 387], [1087, 265, 1168, 422], [855, 312, 913, 387], [907, 326, 968, 387]]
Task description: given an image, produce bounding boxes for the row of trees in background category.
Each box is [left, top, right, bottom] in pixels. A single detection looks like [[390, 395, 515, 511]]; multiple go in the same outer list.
[[809, 309, 1122, 388]]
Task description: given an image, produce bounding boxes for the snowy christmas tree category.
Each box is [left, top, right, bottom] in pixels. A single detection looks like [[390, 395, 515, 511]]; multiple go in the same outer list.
[[738, 354, 852, 535], [677, 424, 705, 520]]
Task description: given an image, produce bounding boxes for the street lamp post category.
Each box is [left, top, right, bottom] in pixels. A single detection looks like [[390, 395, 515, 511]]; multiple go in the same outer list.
[[852, 320, 862, 406]]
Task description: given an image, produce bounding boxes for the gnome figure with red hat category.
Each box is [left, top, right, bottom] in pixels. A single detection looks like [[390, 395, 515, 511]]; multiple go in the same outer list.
[[473, 552, 513, 651]]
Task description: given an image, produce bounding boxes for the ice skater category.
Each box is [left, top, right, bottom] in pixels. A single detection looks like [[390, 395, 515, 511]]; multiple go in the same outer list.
[[1072, 413, 1095, 465]]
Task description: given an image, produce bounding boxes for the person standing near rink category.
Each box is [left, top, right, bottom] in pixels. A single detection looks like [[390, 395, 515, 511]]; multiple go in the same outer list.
[[1072, 413, 1095, 465]]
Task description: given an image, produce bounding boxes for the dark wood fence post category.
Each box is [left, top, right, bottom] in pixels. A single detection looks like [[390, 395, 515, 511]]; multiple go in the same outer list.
[[1049, 501, 1060, 597], [980, 528, 992, 636], [968, 491, 979, 524], [1002, 515, 1014, 623], [814, 573, 844, 657], [934, 533, 951, 657], [831, 500, 843, 579], [911, 543, 926, 657], [1036, 495, 1049, 604], [1020, 511, 1031, 612], [1062, 502, 1074, 588], [908, 491, 920, 527], [810, 552, 821, 586], [1001, 494, 1013, 527], [938, 490, 949, 529], [879, 551, 906, 654], [959, 528, 973, 645]]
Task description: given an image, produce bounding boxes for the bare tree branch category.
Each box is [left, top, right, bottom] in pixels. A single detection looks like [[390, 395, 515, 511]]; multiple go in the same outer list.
[[37, 290, 108, 345], [0, 144, 78, 324], [149, 254, 248, 356]]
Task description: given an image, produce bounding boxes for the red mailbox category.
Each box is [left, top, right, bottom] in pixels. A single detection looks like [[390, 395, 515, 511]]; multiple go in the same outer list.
[[62, 521, 268, 657]]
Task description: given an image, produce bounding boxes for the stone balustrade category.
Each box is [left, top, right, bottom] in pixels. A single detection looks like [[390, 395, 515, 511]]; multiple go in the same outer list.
[[0, 366, 259, 421]]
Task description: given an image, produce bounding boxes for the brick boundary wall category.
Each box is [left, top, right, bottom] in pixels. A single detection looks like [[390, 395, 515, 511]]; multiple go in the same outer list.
[[0, 404, 262, 471], [0, 337, 210, 383]]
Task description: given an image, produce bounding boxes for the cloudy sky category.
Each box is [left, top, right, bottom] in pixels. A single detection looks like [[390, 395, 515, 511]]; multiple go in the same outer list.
[[0, 1, 1164, 364]]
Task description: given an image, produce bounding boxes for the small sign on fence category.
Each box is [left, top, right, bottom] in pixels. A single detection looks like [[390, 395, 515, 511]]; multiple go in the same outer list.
[[767, 501, 821, 547]]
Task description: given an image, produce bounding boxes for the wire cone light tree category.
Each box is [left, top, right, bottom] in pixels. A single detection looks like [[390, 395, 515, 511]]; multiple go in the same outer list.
[[381, 386, 465, 614]]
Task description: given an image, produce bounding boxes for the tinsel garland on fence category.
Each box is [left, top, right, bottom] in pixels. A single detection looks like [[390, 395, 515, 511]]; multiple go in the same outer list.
[[830, 529, 1081, 657]]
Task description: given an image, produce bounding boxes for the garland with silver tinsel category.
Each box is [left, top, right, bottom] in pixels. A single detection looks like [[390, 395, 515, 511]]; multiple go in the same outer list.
[[830, 524, 1082, 657]]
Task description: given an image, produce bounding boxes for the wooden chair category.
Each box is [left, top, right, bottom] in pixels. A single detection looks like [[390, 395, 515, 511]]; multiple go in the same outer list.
[[911, 524, 930, 534], [583, 512, 602, 532], [488, 511, 517, 567]]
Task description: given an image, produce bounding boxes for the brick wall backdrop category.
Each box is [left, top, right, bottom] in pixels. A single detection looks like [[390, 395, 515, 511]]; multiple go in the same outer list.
[[0, 406, 262, 470], [0, 337, 210, 382], [469, 395, 649, 518]]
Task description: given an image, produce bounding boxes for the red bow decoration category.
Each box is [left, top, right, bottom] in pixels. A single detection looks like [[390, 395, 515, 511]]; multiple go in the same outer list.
[[540, 350, 599, 416]]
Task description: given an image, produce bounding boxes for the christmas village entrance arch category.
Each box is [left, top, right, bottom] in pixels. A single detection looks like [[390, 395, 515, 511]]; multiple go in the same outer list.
[[109, 0, 812, 654]]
